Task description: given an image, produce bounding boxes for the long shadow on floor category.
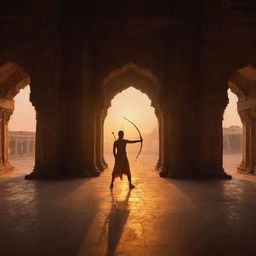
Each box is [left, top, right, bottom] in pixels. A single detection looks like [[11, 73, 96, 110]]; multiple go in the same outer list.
[[99, 189, 131, 256], [162, 178, 256, 256], [0, 176, 101, 256]]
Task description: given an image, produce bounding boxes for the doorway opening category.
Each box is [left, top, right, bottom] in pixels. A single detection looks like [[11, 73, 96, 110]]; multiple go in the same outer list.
[[8, 86, 36, 174], [104, 87, 159, 170], [0, 61, 35, 176], [223, 88, 242, 175], [225, 65, 256, 175]]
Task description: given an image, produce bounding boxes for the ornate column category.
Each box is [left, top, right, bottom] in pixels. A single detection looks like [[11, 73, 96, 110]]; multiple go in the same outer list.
[[0, 109, 14, 173], [238, 109, 256, 174], [198, 99, 231, 179], [1, 111, 11, 163], [159, 101, 171, 177], [0, 99, 14, 174], [81, 95, 100, 177], [197, 0, 231, 179], [25, 105, 60, 179], [101, 108, 108, 168], [95, 107, 105, 171], [155, 106, 163, 170]]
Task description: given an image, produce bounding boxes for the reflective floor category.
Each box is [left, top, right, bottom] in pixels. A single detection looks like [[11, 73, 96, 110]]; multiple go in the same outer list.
[[1, 155, 256, 256]]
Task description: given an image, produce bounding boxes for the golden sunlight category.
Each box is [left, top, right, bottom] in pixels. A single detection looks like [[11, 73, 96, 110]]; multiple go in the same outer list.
[[223, 89, 242, 128], [104, 87, 159, 167], [9, 86, 36, 132]]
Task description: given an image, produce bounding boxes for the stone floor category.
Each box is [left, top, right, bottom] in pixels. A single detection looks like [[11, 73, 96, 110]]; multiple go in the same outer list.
[[1, 155, 256, 256]]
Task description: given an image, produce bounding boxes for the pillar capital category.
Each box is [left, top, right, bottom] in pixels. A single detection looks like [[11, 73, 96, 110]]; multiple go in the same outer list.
[[0, 109, 12, 123], [0, 98, 14, 112]]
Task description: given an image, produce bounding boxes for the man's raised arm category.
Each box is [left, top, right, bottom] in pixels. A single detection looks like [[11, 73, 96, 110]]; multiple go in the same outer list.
[[126, 138, 143, 144]]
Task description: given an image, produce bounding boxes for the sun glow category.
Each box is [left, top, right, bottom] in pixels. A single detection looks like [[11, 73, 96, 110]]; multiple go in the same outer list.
[[104, 87, 159, 166], [223, 89, 242, 128], [9, 86, 36, 132]]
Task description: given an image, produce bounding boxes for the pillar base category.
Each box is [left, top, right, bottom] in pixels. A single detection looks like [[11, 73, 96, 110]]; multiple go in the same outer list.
[[25, 165, 60, 179], [237, 162, 255, 174], [155, 161, 162, 170], [102, 161, 108, 169], [159, 167, 232, 180], [0, 163, 15, 176], [88, 165, 101, 177], [159, 169, 169, 177], [25, 163, 103, 179], [96, 162, 106, 172]]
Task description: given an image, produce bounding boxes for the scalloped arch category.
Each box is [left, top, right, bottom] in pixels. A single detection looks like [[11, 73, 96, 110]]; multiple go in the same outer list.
[[0, 62, 30, 100], [228, 65, 256, 101], [102, 63, 160, 109]]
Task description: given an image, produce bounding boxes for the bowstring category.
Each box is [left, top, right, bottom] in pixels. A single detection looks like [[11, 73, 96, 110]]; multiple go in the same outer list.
[[123, 117, 140, 140], [119, 117, 124, 131]]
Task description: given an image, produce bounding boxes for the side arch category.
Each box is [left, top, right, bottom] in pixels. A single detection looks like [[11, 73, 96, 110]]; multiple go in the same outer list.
[[92, 63, 166, 175], [228, 65, 256, 174], [0, 62, 30, 174]]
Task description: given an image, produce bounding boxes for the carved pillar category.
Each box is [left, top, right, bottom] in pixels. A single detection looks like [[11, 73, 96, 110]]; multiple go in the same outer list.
[[0, 110, 13, 170], [198, 1, 231, 179], [238, 109, 256, 174], [0, 99, 14, 174], [101, 109, 108, 168], [82, 95, 100, 177], [159, 101, 171, 177], [95, 107, 105, 171], [25, 105, 60, 179], [199, 100, 231, 179], [1, 111, 10, 163], [155, 106, 163, 170]]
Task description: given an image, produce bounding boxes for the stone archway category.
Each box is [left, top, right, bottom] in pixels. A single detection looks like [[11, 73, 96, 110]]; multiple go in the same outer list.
[[228, 65, 256, 174], [94, 63, 165, 176], [0, 61, 30, 173]]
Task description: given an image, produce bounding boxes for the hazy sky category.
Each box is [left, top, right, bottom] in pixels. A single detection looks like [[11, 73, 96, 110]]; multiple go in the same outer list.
[[104, 87, 158, 143], [8, 86, 241, 133], [9, 86, 36, 132], [223, 89, 242, 128]]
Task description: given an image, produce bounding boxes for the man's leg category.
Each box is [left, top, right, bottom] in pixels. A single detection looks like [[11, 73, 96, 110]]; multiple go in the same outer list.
[[127, 173, 135, 189], [110, 175, 115, 189]]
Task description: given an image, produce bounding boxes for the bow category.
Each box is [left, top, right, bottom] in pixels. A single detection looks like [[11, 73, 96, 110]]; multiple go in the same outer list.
[[112, 132, 116, 141], [124, 116, 143, 160]]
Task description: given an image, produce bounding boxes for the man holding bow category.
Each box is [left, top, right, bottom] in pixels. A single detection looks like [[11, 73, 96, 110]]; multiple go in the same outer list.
[[110, 130, 143, 189]]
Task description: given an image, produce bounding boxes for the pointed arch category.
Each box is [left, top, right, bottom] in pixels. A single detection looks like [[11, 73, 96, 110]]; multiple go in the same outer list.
[[227, 65, 256, 174], [102, 63, 161, 109], [0, 61, 30, 100]]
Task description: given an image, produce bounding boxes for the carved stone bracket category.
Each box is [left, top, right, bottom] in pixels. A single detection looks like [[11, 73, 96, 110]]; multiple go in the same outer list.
[[0, 106, 14, 175]]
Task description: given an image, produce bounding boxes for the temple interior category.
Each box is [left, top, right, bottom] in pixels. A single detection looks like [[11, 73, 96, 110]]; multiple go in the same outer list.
[[0, 1, 256, 255]]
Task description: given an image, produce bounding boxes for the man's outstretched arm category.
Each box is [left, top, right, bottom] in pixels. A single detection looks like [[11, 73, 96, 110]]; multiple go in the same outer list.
[[126, 138, 143, 144]]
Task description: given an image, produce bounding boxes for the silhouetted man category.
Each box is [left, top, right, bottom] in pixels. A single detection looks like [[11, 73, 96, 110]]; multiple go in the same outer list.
[[110, 130, 143, 189]]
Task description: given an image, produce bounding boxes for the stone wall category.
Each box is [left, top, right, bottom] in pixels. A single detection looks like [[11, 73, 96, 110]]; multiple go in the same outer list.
[[223, 126, 242, 154], [0, 0, 255, 179]]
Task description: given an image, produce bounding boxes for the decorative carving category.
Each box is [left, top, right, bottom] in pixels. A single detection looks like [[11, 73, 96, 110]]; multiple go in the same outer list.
[[228, 65, 256, 174], [229, 65, 256, 101], [0, 62, 30, 100], [102, 63, 160, 109]]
